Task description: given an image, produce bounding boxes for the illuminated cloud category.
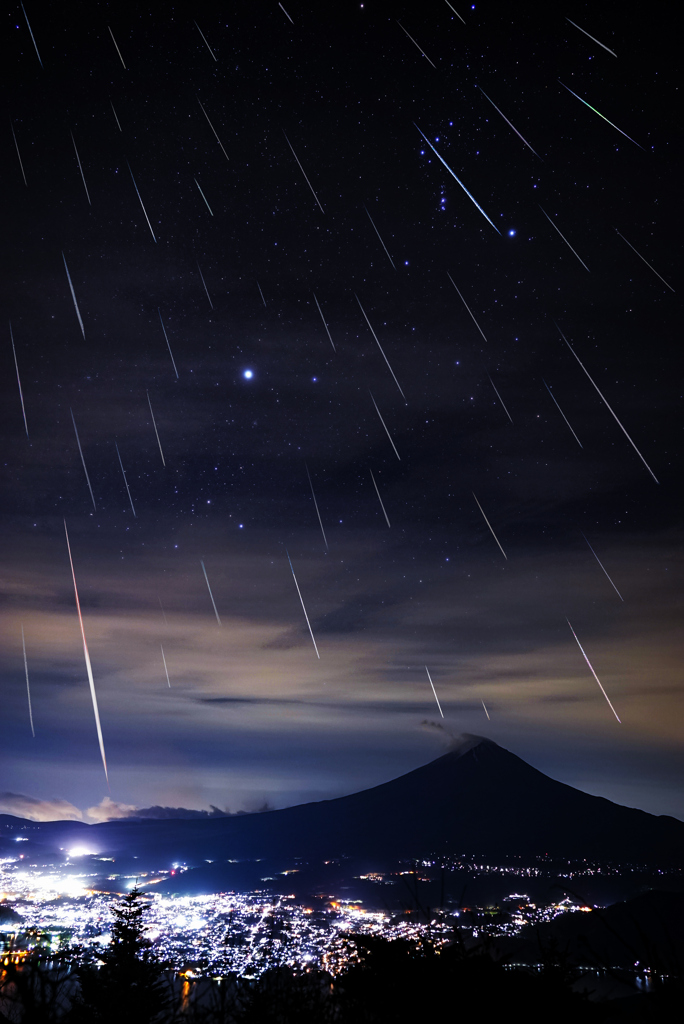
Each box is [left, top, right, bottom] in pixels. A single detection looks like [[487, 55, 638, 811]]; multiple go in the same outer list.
[[0, 791, 83, 822]]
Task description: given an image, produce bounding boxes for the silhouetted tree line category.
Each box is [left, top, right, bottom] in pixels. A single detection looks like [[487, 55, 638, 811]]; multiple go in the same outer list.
[[1, 886, 681, 1022]]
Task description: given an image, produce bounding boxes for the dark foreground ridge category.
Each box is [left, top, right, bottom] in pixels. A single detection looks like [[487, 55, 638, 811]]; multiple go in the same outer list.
[[2, 736, 684, 865]]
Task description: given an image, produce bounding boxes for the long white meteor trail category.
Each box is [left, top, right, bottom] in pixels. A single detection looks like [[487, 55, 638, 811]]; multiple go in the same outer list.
[[425, 667, 444, 718], [194, 20, 217, 60], [194, 178, 214, 216], [115, 443, 136, 518], [369, 469, 391, 528], [9, 322, 29, 437], [565, 18, 617, 59], [196, 262, 213, 308], [447, 273, 488, 343], [543, 379, 583, 448], [196, 96, 230, 162], [63, 253, 85, 339], [64, 520, 109, 783], [201, 560, 221, 625], [22, 625, 35, 737], [558, 81, 644, 151], [10, 120, 27, 186], [107, 26, 127, 69], [580, 531, 624, 601], [363, 205, 396, 269], [472, 492, 507, 560], [160, 644, 171, 687], [283, 131, 324, 213], [158, 308, 179, 378], [21, 3, 42, 67], [615, 229, 674, 292], [397, 21, 436, 68], [415, 125, 501, 234], [146, 391, 165, 465], [444, 1, 465, 24], [313, 294, 335, 351], [481, 699, 490, 720], [370, 391, 401, 461], [486, 370, 513, 424], [279, 2, 294, 24], [286, 551, 320, 658], [477, 86, 541, 159], [556, 324, 659, 483], [127, 162, 156, 242], [356, 295, 406, 401], [110, 101, 122, 132], [71, 409, 96, 511], [305, 464, 328, 549], [566, 619, 621, 723], [539, 206, 590, 272], [70, 131, 91, 205]]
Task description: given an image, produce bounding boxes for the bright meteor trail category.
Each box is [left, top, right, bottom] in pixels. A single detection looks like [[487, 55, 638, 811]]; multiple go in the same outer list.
[[567, 619, 621, 723], [283, 131, 324, 214], [556, 324, 659, 483], [580, 531, 624, 601], [425, 667, 444, 718], [196, 96, 230, 162], [63, 252, 85, 339], [356, 294, 406, 401], [313, 294, 335, 351], [107, 26, 126, 69], [565, 18, 617, 58], [397, 21, 436, 69], [369, 469, 391, 528], [370, 391, 401, 461], [447, 273, 488, 343], [10, 120, 27, 186], [201, 560, 221, 625], [9, 322, 29, 437], [71, 409, 96, 511], [158, 309, 179, 378], [22, 625, 34, 738], [70, 131, 91, 205], [286, 551, 320, 659], [115, 443, 136, 518], [64, 520, 109, 783], [559, 81, 645, 151], [539, 206, 590, 272], [543, 379, 583, 448], [305, 464, 328, 549], [21, 3, 42, 68], [615, 229, 674, 292], [147, 391, 165, 465], [160, 645, 171, 688], [415, 125, 501, 234], [472, 492, 507, 560], [476, 86, 541, 159], [127, 161, 156, 242]]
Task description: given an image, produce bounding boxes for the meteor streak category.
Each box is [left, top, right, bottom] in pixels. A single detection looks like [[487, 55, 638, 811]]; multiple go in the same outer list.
[[363, 205, 396, 269], [356, 295, 406, 401], [477, 86, 541, 158], [369, 469, 390, 528], [194, 177, 214, 216], [158, 309, 179, 378], [22, 625, 35, 737], [146, 391, 165, 465], [444, 1, 465, 24], [425, 667, 444, 717], [559, 81, 645, 151], [160, 644, 171, 687], [447, 273, 488, 343], [115, 443, 136, 518], [107, 26, 127, 69], [201, 560, 222, 625], [63, 252, 85, 339], [415, 125, 501, 234], [580, 531, 624, 601], [286, 551, 320, 658], [313, 294, 335, 351], [539, 206, 590, 272], [10, 120, 27, 186], [64, 520, 109, 783], [71, 409, 96, 511], [194, 20, 217, 60], [565, 18, 617, 58], [305, 464, 328, 549], [110, 101, 122, 132], [9, 322, 29, 437], [370, 391, 401, 461], [615, 229, 674, 292], [196, 262, 213, 308], [472, 492, 507, 560], [566, 619, 621, 723], [279, 3, 294, 24], [556, 323, 659, 483], [196, 96, 230, 162], [486, 370, 513, 423], [481, 700, 490, 720], [283, 131, 324, 213], [70, 131, 91, 205], [397, 21, 436, 68], [257, 281, 267, 307], [21, 3, 42, 67], [127, 161, 156, 242], [543, 379, 583, 448]]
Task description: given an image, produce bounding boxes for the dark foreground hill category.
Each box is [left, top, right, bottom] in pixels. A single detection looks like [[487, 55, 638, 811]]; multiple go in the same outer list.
[[2, 736, 683, 869]]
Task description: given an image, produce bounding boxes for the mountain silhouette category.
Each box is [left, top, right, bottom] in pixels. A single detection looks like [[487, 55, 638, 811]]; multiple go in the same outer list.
[[2, 736, 683, 866]]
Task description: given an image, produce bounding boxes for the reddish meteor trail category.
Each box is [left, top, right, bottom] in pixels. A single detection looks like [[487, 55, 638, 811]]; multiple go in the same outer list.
[[567, 619, 621, 723], [64, 521, 109, 783]]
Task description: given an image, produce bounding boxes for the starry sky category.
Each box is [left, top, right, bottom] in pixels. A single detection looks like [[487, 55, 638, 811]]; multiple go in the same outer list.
[[1, 0, 681, 826]]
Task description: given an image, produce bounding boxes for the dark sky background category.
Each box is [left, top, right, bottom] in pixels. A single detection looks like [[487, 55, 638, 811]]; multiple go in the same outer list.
[[1, 0, 681, 826]]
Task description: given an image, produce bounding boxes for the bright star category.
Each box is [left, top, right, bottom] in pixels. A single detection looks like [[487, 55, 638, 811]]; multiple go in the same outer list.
[[243, 369, 253, 379], [508, 229, 516, 237]]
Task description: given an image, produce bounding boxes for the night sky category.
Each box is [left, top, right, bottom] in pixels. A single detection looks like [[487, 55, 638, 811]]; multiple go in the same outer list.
[[1, 1, 681, 826]]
